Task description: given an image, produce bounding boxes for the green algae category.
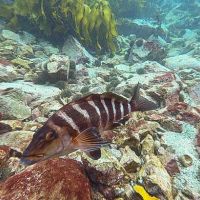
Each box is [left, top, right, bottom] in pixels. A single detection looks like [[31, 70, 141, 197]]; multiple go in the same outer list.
[[0, 0, 118, 53]]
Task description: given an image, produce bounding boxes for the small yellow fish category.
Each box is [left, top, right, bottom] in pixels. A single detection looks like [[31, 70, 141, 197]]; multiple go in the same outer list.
[[133, 185, 160, 200]]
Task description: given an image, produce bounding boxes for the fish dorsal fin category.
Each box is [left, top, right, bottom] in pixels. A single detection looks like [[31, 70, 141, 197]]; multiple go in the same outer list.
[[131, 82, 140, 103], [71, 94, 95, 103], [86, 149, 101, 160], [130, 83, 159, 111], [134, 96, 159, 111], [101, 92, 128, 102], [70, 94, 101, 105], [72, 127, 109, 152], [68, 92, 128, 107]]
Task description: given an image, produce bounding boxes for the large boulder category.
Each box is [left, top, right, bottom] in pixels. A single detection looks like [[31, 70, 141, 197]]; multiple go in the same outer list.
[[0, 145, 23, 181], [164, 54, 200, 70], [127, 38, 166, 63], [0, 89, 31, 120], [0, 131, 34, 153], [0, 158, 92, 200], [117, 18, 167, 39], [1, 30, 22, 43], [138, 155, 173, 200], [62, 36, 95, 64], [35, 54, 76, 83], [0, 80, 61, 100], [0, 64, 18, 82]]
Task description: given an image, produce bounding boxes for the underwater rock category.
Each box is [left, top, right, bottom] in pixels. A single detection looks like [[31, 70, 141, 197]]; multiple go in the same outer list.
[[0, 80, 61, 100], [113, 113, 160, 154], [11, 57, 33, 70], [18, 44, 34, 57], [176, 68, 200, 87], [181, 188, 196, 200], [165, 54, 200, 70], [4, 120, 23, 131], [35, 54, 76, 83], [165, 159, 180, 177], [0, 89, 31, 120], [114, 126, 141, 153], [118, 18, 166, 39], [149, 72, 181, 107], [116, 35, 131, 54], [82, 149, 124, 186], [119, 146, 141, 173], [160, 118, 183, 133], [179, 155, 193, 167], [62, 36, 95, 64], [80, 148, 128, 199], [135, 61, 170, 73], [102, 55, 123, 68], [0, 158, 92, 200], [22, 121, 41, 132], [141, 134, 155, 156], [39, 41, 59, 56], [138, 155, 173, 200], [0, 39, 19, 60], [20, 31, 36, 44], [0, 122, 12, 135], [114, 64, 131, 72], [167, 102, 200, 125], [127, 38, 166, 63], [0, 145, 11, 167], [147, 113, 183, 133], [0, 120, 23, 134], [0, 145, 23, 181], [189, 83, 200, 105], [0, 131, 34, 153], [0, 64, 18, 82], [38, 100, 63, 118], [1, 29, 21, 43]]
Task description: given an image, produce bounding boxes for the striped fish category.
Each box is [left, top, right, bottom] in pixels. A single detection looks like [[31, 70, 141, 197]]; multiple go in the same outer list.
[[21, 83, 158, 165]]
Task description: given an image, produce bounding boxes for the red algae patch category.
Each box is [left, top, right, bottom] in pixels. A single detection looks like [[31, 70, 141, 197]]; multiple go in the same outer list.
[[0, 158, 92, 200]]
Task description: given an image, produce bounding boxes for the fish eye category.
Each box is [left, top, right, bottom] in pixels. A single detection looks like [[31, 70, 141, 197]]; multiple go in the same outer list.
[[45, 131, 57, 141]]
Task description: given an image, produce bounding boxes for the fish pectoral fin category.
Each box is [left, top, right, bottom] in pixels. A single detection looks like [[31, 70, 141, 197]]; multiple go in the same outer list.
[[86, 149, 101, 160], [71, 127, 109, 152]]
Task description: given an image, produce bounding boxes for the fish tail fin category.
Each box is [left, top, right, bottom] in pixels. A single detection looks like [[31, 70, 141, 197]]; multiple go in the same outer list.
[[130, 82, 159, 112]]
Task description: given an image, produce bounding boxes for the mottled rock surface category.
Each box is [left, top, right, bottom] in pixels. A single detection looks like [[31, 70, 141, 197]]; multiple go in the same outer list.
[[0, 89, 31, 120], [0, 131, 34, 152], [35, 54, 75, 83], [0, 65, 18, 82], [62, 35, 95, 64], [0, 158, 92, 200]]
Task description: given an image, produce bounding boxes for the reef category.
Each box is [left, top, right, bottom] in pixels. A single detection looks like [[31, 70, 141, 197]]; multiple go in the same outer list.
[[0, 158, 92, 200], [0, 0, 200, 199], [0, 0, 118, 53]]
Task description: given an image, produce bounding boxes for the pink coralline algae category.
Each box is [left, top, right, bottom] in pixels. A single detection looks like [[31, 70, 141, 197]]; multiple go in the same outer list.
[[167, 102, 200, 125], [152, 72, 175, 84], [0, 158, 92, 200]]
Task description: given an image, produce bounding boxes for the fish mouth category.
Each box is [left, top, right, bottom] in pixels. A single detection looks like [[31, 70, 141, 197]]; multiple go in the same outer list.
[[22, 153, 45, 158], [20, 154, 45, 165]]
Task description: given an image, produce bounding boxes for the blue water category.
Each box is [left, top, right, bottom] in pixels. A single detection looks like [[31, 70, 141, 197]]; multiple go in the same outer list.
[[0, 0, 200, 199]]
